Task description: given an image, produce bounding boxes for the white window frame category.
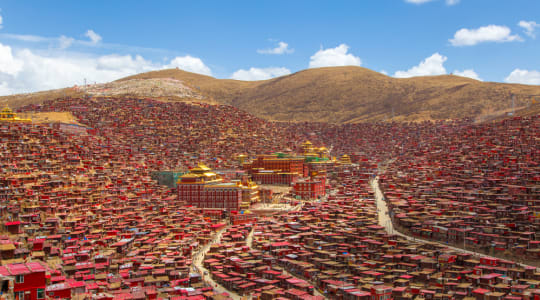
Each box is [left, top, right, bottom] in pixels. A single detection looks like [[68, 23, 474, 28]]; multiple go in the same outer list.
[[15, 274, 24, 283]]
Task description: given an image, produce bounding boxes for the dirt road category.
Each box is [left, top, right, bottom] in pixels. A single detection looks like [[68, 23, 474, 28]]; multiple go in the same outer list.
[[246, 227, 255, 248], [191, 225, 242, 300], [370, 177, 539, 270], [371, 177, 394, 234]]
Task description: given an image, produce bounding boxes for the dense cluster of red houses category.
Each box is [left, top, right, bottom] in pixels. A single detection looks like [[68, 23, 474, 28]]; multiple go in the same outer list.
[[250, 168, 540, 300], [19, 97, 304, 171], [0, 122, 237, 299], [0, 96, 534, 299], [203, 223, 323, 300], [379, 116, 539, 260]]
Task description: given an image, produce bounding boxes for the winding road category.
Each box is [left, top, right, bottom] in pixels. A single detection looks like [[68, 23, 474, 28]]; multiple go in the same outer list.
[[370, 177, 539, 270], [246, 227, 255, 248], [191, 225, 242, 300]]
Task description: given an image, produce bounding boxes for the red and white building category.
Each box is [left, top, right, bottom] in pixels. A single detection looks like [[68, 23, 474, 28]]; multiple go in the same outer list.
[[177, 164, 257, 211], [179, 182, 243, 210], [0, 262, 48, 300], [246, 155, 305, 175], [293, 178, 326, 200], [243, 154, 306, 185]]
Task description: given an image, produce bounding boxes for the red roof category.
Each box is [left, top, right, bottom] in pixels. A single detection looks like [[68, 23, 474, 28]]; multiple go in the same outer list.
[[472, 288, 490, 294], [27, 262, 47, 272], [6, 264, 29, 275], [271, 241, 290, 247], [286, 288, 308, 296], [4, 221, 21, 226], [86, 282, 99, 290], [0, 262, 46, 276]]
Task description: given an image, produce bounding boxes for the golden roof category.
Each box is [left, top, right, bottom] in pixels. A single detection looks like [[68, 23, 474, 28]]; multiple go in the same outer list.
[[179, 163, 222, 183], [191, 163, 211, 172], [1, 106, 13, 114], [340, 154, 352, 164], [180, 173, 200, 178], [0, 106, 32, 123]]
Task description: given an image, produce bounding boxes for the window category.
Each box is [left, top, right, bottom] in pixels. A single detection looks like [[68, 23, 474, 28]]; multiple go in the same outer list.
[[37, 288, 45, 299], [15, 274, 24, 283], [15, 291, 24, 300]]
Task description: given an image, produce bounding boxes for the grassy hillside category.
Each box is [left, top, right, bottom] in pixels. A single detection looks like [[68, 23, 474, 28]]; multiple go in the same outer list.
[[0, 88, 84, 109], [118, 69, 255, 105], [123, 67, 540, 123], [2, 66, 540, 123]]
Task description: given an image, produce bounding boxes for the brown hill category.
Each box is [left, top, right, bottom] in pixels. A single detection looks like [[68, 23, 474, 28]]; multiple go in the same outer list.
[[118, 69, 253, 105], [3, 66, 540, 123], [0, 87, 84, 110], [121, 67, 540, 123]]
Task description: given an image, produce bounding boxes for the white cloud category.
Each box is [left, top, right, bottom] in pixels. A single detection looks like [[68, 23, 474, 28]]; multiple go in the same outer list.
[[0, 43, 23, 75], [518, 20, 539, 38], [58, 35, 74, 49], [1, 32, 171, 56], [446, 0, 460, 5], [97, 54, 157, 73], [380, 70, 388, 75], [231, 67, 291, 81], [0, 33, 48, 42], [257, 41, 293, 55], [505, 69, 540, 85], [85, 29, 102, 44], [166, 55, 212, 76], [0, 15, 3, 29], [450, 25, 522, 46], [453, 69, 481, 81], [0, 82, 11, 95], [0, 42, 212, 95], [308, 44, 361, 68], [2, 33, 76, 49], [394, 53, 447, 78]]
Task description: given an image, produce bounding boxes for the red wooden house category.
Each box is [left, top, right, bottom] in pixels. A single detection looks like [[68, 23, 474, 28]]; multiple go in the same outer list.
[[0, 262, 47, 300]]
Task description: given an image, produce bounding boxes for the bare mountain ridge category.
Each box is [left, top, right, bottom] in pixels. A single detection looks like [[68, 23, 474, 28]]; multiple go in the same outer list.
[[2, 66, 540, 123], [120, 67, 540, 123]]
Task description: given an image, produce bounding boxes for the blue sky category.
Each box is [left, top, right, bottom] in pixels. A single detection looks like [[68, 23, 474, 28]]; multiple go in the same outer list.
[[0, 0, 539, 95]]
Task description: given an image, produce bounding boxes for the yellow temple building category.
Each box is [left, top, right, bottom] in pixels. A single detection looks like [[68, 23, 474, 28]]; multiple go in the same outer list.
[[301, 140, 330, 159], [179, 163, 222, 184], [339, 154, 353, 165], [237, 154, 248, 165], [177, 163, 260, 211], [0, 106, 32, 123]]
